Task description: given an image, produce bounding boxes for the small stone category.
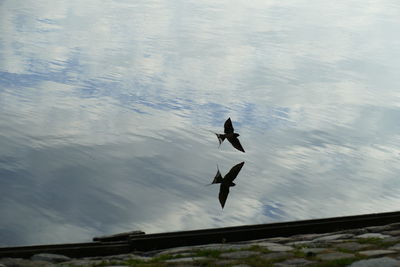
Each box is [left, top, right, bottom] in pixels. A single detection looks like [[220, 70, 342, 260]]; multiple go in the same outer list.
[[220, 251, 261, 259], [258, 243, 293, 252], [270, 245, 294, 252], [359, 250, 396, 257], [286, 240, 313, 246], [389, 243, 400, 250], [313, 233, 354, 242], [383, 230, 400, 236], [334, 242, 371, 251], [293, 233, 326, 241], [317, 252, 355, 260], [356, 233, 391, 239], [274, 258, 314, 266], [165, 257, 207, 262], [102, 253, 151, 261], [349, 257, 400, 267], [31, 253, 71, 263], [261, 252, 293, 260]]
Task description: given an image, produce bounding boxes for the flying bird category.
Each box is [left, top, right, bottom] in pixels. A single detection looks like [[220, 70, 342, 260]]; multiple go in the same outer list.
[[216, 118, 245, 152], [210, 162, 245, 209]]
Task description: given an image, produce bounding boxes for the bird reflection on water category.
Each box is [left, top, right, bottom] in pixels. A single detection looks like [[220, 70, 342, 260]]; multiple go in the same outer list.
[[210, 162, 245, 209]]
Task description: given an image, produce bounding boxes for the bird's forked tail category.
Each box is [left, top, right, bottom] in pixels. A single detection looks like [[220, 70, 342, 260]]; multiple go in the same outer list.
[[215, 133, 225, 145]]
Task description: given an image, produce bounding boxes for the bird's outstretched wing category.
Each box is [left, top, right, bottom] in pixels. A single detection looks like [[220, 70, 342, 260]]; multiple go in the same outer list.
[[219, 183, 230, 209], [224, 118, 234, 134], [224, 162, 245, 183], [228, 137, 245, 153]]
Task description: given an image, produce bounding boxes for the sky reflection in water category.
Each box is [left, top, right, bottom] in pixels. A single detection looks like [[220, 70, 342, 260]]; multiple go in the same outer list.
[[1, 0, 400, 246]]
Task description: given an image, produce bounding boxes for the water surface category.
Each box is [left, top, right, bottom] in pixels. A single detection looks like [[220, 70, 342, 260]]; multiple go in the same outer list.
[[1, 0, 400, 246]]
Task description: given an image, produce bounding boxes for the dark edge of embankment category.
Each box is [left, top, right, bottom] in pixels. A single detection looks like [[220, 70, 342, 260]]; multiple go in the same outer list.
[[1, 210, 400, 259]]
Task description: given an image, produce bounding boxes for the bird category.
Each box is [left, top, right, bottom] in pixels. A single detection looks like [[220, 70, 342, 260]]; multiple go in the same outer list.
[[210, 162, 245, 209], [215, 118, 245, 152]]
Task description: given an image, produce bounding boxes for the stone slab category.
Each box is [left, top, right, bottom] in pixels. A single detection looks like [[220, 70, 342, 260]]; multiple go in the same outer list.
[[31, 253, 70, 263], [165, 257, 207, 262], [261, 252, 293, 260], [333, 242, 371, 251], [349, 257, 400, 267], [316, 252, 355, 260], [359, 250, 396, 257], [313, 233, 354, 242], [274, 258, 314, 266], [220, 250, 261, 259], [356, 233, 391, 239]]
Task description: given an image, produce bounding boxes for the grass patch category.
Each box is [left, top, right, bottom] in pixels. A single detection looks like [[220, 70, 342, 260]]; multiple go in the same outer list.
[[243, 256, 275, 267], [194, 249, 223, 258], [245, 245, 271, 253]]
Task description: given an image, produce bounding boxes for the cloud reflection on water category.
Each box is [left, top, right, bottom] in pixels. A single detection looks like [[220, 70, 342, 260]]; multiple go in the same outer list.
[[1, 0, 400, 246]]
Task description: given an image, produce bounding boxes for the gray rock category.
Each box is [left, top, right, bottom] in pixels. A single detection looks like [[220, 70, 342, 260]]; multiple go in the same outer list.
[[312, 233, 354, 242], [231, 265, 252, 267], [359, 250, 396, 257], [264, 237, 292, 243], [286, 240, 313, 246], [293, 233, 326, 241], [261, 252, 293, 260], [31, 253, 71, 263], [316, 252, 355, 260], [220, 250, 261, 259], [356, 233, 391, 239], [155, 246, 195, 255], [333, 242, 371, 251], [274, 258, 314, 266], [269, 245, 294, 252], [383, 230, 400, 236], [165, 257, 207, 262], [389, 244, 400, 250], [349, 257, 400, 267], [101, 253, 151, 261], [258, 243, 293, 252]]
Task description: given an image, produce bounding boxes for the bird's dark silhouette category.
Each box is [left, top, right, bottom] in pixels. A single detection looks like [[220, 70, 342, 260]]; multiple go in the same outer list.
[[216, 118, 245, 152], [210, 162, 245, 209]]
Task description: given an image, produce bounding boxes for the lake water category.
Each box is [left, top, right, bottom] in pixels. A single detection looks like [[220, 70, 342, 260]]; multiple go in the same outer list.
[[1, 0, 400, 246]]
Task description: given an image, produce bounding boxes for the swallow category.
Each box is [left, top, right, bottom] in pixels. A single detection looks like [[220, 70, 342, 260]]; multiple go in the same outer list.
[[210, 162, 245, 209], [216, 118, 245, 153]]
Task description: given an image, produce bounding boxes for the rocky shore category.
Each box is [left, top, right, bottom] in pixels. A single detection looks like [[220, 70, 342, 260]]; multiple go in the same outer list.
[[4, 222, 400, 266]]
